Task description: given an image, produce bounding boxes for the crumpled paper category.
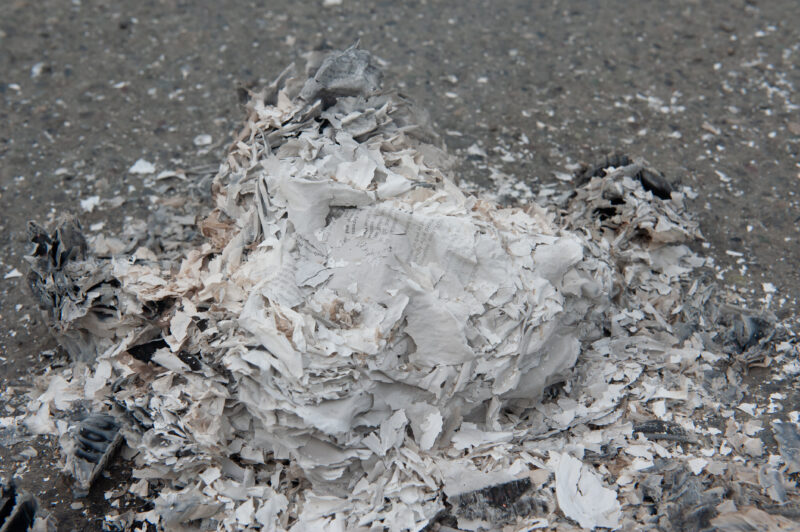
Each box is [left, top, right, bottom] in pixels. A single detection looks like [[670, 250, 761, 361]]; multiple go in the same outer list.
[[23, 46, 795, 531]]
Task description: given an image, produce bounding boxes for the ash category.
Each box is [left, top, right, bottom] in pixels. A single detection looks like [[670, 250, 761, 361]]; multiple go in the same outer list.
[[20, 47, 798, 531]]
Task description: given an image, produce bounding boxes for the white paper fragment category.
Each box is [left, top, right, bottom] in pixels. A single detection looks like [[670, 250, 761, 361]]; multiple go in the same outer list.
[[255, 490, 289, 528], [24, 402, 56, 435], [408, 404, 443, 450], [551, 452, 621, 530], [31, 62, 45, 78], [130, 479, 150, 498], [38, 375, 82, 411], [80, 195, 101, 212], [199, 467, 221, 486], [737, 403, 757, 416], [170, 311, 192, 345], [235, 499, 255, 526], [4, 268, 22, 279], [554, 171, 573, 182], [440, 460, 527, 498], [742, 437, 764, 457], [688, 457, 708, 475], [193, 134, 213, 146], [129, 159, 156, 174], [85, 360, 112, 398]]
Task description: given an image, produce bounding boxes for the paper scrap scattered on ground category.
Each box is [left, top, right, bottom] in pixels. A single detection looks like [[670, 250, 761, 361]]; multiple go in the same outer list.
[[128, 159, 155, 174], [193, 134, 213, 146]]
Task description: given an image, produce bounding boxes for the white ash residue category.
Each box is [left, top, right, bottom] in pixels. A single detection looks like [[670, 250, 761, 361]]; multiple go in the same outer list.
[[21, 47, 797, 531]]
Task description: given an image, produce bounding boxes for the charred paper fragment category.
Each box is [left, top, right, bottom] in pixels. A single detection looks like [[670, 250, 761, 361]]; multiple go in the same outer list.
[[299, 43, 382, 106], [154, 490, 223, 529], [633, 419, 696, 443], [718, 305, 778, 365], [25, 217, 133, 362], [634, 167, 673, 199], [732, 314, 771, 351], [575, 153, 632, 183], [711, 506, 799, 531], [760, 501, 800, 519], [565, 155, 700, 245], [702, 367, 745, 407], [758, 465, 788, 504], [126, 338, 169, 363], [583, 443, 620, 463], [646, 461, 723, 532], [63, 413, 122, 496], [26, 218, 88, 319], [0, 479, 38, 532], [772, 420, 800, 474], [576, 153, 674, 199], [446, 478, 548, 526]]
